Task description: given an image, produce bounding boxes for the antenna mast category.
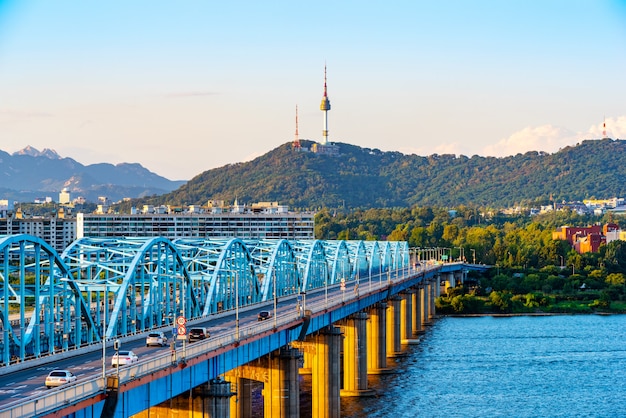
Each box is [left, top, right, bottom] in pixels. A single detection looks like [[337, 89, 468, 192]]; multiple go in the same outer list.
[[293, 105, 301, 149]]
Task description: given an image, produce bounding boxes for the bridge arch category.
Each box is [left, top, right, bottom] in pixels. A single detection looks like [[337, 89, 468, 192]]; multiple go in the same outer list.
[[246, 239, 300, 302], [61, 237, 198, 339], [292, 240, 329, 291], [345, 240, 369, 282], [0, 235, 97, 364], [323, 240, 352, 284]]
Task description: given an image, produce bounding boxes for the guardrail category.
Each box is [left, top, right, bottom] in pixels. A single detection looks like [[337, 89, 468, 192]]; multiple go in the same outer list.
[[0, 265, 440, 418]]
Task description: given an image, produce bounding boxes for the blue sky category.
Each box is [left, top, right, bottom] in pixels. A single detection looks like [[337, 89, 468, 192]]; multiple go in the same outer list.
[[1, 1, 625, 181]]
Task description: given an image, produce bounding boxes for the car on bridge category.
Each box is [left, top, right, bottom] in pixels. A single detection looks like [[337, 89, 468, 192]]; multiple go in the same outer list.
[[257, 310, 272, 321], [146, 332, 168, 347], [188, 327, 210, 342], [45, 370, 76, 388], [112, 350, 139, 367]]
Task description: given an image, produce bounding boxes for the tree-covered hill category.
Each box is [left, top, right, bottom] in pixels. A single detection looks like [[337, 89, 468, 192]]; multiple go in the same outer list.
[[124, 138, 626, 210]]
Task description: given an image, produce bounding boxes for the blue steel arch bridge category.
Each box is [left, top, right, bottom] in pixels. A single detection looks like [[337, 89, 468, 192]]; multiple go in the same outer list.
[[0, 234, 408, 366]]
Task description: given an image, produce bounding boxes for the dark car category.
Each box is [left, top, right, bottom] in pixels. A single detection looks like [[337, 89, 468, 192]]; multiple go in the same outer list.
[[188, 327, 210, 342], [257, 310, 272, 321]]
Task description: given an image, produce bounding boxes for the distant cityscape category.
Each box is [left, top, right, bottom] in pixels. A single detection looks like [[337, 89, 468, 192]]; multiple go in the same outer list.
[[0, 191, 314, 252], [1, 186, 626, 255]]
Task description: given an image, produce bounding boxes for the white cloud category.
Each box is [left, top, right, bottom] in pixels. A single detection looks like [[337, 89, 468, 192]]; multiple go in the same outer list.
[[482, 125, 577, 157], [482, 115, 626, 158]]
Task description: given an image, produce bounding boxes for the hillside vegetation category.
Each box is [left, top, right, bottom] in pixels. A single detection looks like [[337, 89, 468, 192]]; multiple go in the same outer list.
[[123, 138, 626, 210]]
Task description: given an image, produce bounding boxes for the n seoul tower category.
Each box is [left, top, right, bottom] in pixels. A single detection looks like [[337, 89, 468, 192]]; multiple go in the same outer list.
[[319, 65, 331, 145]]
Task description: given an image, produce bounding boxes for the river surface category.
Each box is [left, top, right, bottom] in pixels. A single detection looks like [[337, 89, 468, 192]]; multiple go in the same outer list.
[[334, 315, 626, 417]]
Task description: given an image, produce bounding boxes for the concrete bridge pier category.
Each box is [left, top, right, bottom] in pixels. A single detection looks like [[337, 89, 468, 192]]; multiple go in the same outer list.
[[386, 296, 404, 357], [264, 347, 302, 418], [312, 326, 342, 418], [421, 284, 432, 326], [340, 312, 374, 396], [197, 377, 235, 418], [400, 291, 419, 344], [366, 302, 392, 375], [412, 287, 423, 335], [443, 272, 456, 294], [455, 270, 465, 287], [299, 349, 313, 375], [224, 376, 253, 418], [432, 277, 439, 317]]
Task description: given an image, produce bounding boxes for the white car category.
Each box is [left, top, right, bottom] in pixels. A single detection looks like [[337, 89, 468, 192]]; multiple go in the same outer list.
[[111, 350, 139, 367], [45, 370, 77, 388], [146, 332, 168, 347]]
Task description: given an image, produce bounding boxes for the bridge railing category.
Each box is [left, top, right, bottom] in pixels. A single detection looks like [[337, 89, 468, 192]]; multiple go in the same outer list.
[[1, 378, 101, 418]]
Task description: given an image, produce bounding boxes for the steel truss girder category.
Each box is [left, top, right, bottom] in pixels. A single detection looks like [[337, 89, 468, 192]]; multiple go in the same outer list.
[[0, 235, 97, 365], [62, 237, 199, 339], [1, 234, 408, 366]]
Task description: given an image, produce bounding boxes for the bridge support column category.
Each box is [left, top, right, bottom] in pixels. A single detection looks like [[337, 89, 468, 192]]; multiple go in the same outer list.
[[430, 278, 438, 319], [400, 291, 419, 344], [341, 312, 374, 396], [299, 350, 313, 375], [444, 272, 455, 294], [367, 302, 392, 374], [224, 375, 253, 418], [386, 296, 403, 357], [264, 347, 302, 418], [196, 377, 235, 418], [422, 284, 432, 326], [413, 287, 423, 335], [312, 326, 342, 418]]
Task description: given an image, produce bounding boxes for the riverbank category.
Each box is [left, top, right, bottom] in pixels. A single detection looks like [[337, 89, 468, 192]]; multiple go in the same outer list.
[[444, 311, 620, 317]]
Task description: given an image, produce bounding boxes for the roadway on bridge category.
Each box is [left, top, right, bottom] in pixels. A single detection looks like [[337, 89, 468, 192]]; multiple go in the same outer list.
[[0, 293, 309, 409]]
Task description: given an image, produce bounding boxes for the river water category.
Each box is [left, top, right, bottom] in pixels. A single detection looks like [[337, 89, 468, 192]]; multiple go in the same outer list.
[[334, 315, 626, 418]]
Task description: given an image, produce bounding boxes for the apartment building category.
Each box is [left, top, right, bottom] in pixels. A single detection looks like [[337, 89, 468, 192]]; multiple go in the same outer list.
[[0, 208, 77, 252], [77, 202, 315, 241]]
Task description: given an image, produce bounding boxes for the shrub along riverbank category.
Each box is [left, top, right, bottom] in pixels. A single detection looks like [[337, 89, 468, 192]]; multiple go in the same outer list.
[[436, 285, 626, 315], [437, 266, 626, 315]]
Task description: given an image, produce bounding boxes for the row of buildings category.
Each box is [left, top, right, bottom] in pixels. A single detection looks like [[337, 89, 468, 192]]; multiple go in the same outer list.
[[531, 197, 626, 216], [0, 201, 315, 252], [552, 223, 626, 254]]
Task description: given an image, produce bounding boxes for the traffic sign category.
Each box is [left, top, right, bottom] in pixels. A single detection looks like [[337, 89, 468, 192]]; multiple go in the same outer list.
[[176, 316, 186, 326], [177, 325, 187, 335]]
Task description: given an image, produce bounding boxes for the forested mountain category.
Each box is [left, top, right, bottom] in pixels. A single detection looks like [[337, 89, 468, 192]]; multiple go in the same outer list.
[[126, 138, 626, 210]]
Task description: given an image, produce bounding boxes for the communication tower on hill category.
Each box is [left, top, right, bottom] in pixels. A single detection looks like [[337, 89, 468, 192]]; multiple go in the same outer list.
[[319, 64, 331, 145], [602, 116, 609, 139], [292, 105, 301, 150]]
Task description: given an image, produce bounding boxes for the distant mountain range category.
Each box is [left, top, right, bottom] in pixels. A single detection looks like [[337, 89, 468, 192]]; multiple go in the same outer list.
[[0, 146, 185, 203], [121, 138, 626, 210]]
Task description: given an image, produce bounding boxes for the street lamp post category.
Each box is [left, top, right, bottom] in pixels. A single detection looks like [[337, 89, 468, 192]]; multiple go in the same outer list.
[[221, 268, 241, 340], [471, 249, 476, 264], [235, 271, 239, 340], [273, 268, 277, 328], [182, 276, 187, 359], [559, 255, 564, 268], [325, 273, 328, 308], [456, 247, 464, 262], [102, 282, 107, 384]]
